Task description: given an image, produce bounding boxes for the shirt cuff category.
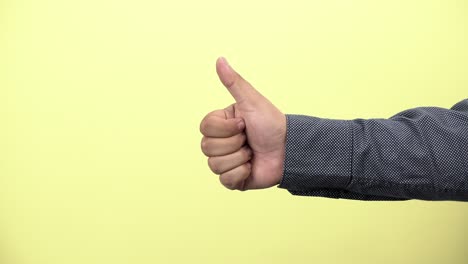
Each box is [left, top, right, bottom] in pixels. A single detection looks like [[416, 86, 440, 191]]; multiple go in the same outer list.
[[278, 114, 353, 191]]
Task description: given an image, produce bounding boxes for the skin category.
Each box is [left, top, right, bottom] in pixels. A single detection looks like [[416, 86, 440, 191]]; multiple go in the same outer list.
[[200, 57, 287, 191]]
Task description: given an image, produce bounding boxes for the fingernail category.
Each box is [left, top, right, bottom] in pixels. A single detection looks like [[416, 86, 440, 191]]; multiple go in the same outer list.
[[247, 148, 253, 159], [237, 120, 245, 130]]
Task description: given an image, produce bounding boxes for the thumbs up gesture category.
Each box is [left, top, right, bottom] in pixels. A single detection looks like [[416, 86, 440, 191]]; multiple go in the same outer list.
[[200, 57, 286, 191]]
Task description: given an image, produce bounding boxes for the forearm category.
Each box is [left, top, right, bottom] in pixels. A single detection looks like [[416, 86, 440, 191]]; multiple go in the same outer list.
[[278, 99, 468, 201]]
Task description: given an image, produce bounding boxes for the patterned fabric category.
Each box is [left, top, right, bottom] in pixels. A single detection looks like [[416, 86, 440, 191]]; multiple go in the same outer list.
[[278, 99, 468, 201]]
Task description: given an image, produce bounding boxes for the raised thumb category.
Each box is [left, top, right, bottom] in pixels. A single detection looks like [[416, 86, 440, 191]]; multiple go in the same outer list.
[[216, 57, 260, 104]]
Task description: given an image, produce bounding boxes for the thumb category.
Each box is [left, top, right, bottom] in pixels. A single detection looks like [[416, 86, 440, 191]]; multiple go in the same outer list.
[[216, 57, 262, 104]]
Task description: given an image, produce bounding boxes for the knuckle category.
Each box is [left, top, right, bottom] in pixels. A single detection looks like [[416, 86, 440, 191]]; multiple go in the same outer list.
[[224, 182, 237, 190], [220, 175, 237, 190], [208, 158, 221, 174], [200, 137, 211, 156], [199, 117, 208, 134], [199, 120, 211, 135]]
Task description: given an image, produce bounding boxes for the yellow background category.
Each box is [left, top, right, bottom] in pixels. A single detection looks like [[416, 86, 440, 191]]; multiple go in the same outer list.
[[1, 0, 467, 263]]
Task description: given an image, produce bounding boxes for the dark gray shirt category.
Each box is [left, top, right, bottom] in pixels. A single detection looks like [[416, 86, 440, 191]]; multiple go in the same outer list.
[[278, 99, 468, 201]]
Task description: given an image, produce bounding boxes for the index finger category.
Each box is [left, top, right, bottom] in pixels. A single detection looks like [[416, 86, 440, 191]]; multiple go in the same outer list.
[[200, 110, 245, 137]]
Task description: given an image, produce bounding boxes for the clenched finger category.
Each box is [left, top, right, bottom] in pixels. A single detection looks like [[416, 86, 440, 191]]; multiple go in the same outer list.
[[208, 146, 252, 174], [201, 133, 246, 157], [219, 162, 252, 190], [200, 114, 245, 138]]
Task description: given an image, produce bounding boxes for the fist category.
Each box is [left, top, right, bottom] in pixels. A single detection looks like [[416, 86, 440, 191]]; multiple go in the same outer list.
[[200, 109, 253, 190], [200, 57, 287, 191]]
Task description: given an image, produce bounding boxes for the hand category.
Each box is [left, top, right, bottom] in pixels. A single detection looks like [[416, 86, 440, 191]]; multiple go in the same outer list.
[[200, 57, 286, 191]]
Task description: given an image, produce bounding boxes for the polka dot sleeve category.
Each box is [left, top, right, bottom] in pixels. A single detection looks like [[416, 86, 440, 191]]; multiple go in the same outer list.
[[278, 99, 468, 201]]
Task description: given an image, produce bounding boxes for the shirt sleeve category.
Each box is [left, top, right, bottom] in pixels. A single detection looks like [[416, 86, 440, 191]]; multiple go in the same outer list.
[[278, 99, 468, 201]]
